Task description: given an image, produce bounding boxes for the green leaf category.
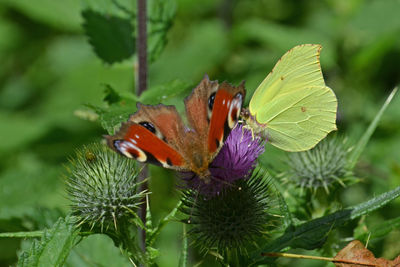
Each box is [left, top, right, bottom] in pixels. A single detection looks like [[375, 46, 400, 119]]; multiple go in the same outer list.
[[82, 9, 135, 64], [17, 217, 80, 267], [103, 84, 122, 105], [148, 0, 176, 62], [146, 247, 160, 262], [276, 187, 294, 230], [0, 208, 64, 235], [88, 102, 135, 134], [347, 87, 398, 170], [82, 0, 175, 63], [65, 234, 131, 267], [354, 216, 400, 242], [90, 79, 191, 133], [139, 79, 192, 104], [251, 185, 400, 265]]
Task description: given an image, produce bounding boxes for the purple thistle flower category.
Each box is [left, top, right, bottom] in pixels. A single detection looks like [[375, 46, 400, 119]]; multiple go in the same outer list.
[[183, 125, 265, 196]]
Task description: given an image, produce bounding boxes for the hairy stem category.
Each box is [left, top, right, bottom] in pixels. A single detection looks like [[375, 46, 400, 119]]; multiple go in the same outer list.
[[136, 0, 148, 256]]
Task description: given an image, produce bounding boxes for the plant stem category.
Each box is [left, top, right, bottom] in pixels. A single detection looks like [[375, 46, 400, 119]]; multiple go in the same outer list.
[[137, 0, 147, 96], [262, 252, 378, 266], [136, 0, 148, 255]]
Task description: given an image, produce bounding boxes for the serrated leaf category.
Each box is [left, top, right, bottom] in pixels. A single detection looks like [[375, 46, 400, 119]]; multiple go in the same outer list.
[[82, 9, 135, 64], [148, 0, 176, 62], [88, 102, 135, 134], [65, 234, 131, 267], [252, 185, 400, 265], [139, 79, 192, 104], [0, 208, 65, 235], [146, 247, 160, 261], [276, 187, 293, 230], [90, 79, 190, 133], [103, 84, 122, 105], [17, 217, 80, 267]]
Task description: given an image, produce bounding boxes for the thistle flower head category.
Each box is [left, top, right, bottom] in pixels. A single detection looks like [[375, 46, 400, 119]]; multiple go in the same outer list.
[[285, 137, 352, 194], [180, 170, 276, 255], [66, 143, 146, 232], [184, 125, 265, 195]]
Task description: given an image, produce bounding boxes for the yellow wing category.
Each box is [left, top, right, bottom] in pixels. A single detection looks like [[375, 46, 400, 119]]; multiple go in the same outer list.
[[254, 86, 337, 151], [248, 44, 338, 152], [249, 44, 325, 115]]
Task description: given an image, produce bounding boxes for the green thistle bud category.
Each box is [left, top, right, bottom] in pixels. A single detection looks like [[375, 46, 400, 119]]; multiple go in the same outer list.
[[285, 137, 352, 194], [66, 143, 146, 233], [180, 170, 276, 259]]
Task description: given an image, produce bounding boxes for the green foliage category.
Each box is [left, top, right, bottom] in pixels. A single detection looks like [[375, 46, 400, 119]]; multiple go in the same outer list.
[[252, 185, 400, 265], [89, 79, 191, 134], [17, 217, 80, 267], [66, 234, 131, 267], [1, 0, 400, 266], [103, 84, 123, 105], [81, 0, 176, 64], [82, 9, 136, 64], [348, 87, 399, 169], [354, 216, 400, 244], [147, 0, 176, 62], [139, 79, 192, 105]]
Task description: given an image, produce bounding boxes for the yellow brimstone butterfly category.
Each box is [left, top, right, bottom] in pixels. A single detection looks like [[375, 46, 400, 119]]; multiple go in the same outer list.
[[243, 44, 338, 152]]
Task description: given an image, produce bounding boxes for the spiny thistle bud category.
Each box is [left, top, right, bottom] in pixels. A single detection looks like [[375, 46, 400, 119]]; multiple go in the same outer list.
[[180, 125, 276, 258], [66, 143, 146, 233], [284, 137, 352, 194], [180, 170, 276, 257]]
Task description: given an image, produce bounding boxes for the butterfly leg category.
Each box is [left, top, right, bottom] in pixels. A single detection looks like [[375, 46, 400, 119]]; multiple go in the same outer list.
[[241, 124, 255, 140]]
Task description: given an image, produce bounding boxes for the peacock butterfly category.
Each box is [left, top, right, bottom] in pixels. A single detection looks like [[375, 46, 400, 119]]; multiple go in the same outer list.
[[105, 76, 245, 183]]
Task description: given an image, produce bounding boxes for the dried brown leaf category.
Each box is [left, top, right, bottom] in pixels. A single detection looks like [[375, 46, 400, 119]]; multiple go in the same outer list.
[[334, 240, 400, 267]]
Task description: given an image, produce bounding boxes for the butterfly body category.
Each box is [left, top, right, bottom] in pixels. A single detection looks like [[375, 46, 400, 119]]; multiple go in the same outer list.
[[106, 76, 245, 183], [244, 44, 338, 152]]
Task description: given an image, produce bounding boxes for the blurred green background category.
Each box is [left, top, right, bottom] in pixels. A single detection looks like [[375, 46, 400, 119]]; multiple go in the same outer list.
[[0, 0, 399, 266]]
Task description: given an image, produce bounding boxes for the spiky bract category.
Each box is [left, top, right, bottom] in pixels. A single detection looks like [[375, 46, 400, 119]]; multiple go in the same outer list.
[[181, 170, 275, 255], [285, 137, 352, 193], [66, 143, 146, 232]]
